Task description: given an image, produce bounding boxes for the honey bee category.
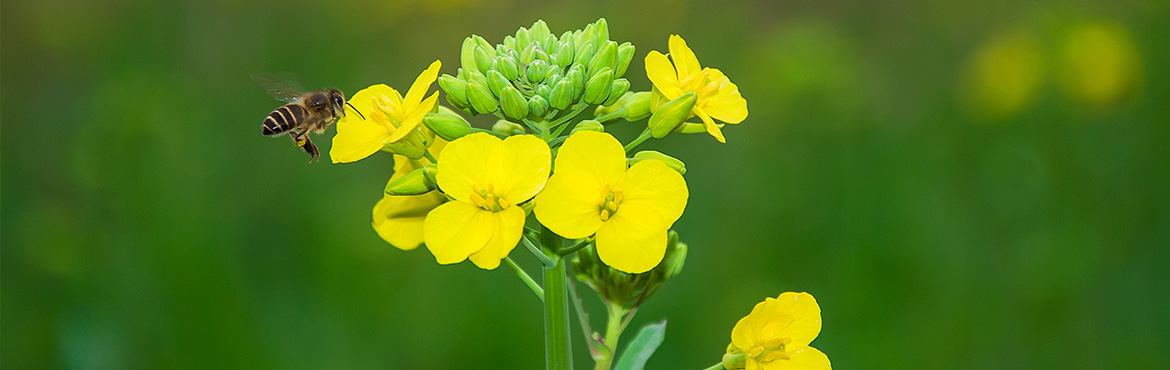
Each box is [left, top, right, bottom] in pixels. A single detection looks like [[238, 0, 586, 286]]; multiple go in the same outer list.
[[253, 74, 365, 162]]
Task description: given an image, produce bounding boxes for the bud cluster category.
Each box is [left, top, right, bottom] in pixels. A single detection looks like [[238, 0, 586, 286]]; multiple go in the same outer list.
[[438, 19, 635, 124], [572, 230, 687, 308]]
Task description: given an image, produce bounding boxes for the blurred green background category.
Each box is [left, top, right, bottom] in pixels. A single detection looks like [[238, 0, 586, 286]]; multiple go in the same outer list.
[[4, 0, 1169, 369]]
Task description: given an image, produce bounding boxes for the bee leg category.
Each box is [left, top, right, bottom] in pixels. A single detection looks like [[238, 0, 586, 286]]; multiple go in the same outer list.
[[300, 136, 320, 162]]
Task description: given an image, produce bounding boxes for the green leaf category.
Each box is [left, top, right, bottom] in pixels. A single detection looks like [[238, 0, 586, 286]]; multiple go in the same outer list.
[[613, 320, 667, 370]]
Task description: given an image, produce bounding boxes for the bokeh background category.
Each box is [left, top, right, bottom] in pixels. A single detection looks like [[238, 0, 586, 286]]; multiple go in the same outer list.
[[4, 0, 1169, 369]]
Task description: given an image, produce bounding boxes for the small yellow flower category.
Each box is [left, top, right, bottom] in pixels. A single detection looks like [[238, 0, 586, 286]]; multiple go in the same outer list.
[[331, 60, 442, 163], [423, 133, 550, 269], [372, 138, 448, 250], [535, 131, 688, 274], [730, 292, 831, 370], [645, 35, 747, 143]]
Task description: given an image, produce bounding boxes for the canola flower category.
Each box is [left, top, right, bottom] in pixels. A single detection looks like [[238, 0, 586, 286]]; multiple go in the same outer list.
[[372, 138, 447, 250], [331, 60, 442, 163], [725, 292, 831, 370], [645, 35, 748, 143], [535, 131, 688, 274], [423, 133, 550, 270]]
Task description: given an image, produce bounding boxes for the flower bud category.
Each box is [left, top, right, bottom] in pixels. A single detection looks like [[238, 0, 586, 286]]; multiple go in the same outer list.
[[661, 231, 687, 279], [549, 80, 574, 110], [495, 55, 520, 81], [583, 67, 614, 105], [520, 43, 538, 65], [544, 65, 563, 83], [423, 106, 472, 141], [438, 74, 469, 107], [515, 28, 531, 54], [499, 86, 529, 120], [461, 36, 481, 73], [588, 41, 617, 77], [631, 150, 686, 175], [554, 40, 575, 66], [574, 41, 595, 67], [539, 34, 557, 55], [528, 95, 550, 117], [571, 120, 604, 134], [466, 80, 498, 114], [382, 127, 434, 159], [614, 42, 636, 78], [536, 85, 553, 102], [564, 69, 585, 100], [487, 70, 510, 97], [623, 91, 653, 121], [422, 163, 439, 188], [502, 35, 517, 51], [674, 122, 712, 134], [384, 167, 435, 196], [492, 119, 527, 136], [593, 18, 610, 45], [530, 20, 551, 44], [602, 78, 630, 107], [648, 92, 697, 138], [526, 59, 548, 84], [474, 46, 495, 75], [464, 69, 488, 88]]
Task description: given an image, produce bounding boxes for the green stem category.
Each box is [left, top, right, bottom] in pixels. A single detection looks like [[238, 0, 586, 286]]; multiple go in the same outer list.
[[504, 256, 544, 302], [524, 235, 556, 268], [593, 303, 629, 370], [423, 150, 438, 163], [623, 128, 654, 153], [702, 363, 725, 370], [550, 103, 591, 129], [470, 127, 508, 138], [556, 240, 590, 256], [543, 228, 574, 370], [594, 110, 625, 124]]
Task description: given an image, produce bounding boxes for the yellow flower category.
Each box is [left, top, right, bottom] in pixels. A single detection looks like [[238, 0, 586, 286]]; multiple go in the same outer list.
[[534, 131, 688, 274], [331, 60, 442, 163], [645, 35, 747, 143], [372, 138, 448, 250], [423, 133, 550, 269], [729, 292, 831, 370]]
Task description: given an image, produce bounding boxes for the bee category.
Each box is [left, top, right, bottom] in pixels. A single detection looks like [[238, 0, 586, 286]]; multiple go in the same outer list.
[[253, 74, 365, 162]]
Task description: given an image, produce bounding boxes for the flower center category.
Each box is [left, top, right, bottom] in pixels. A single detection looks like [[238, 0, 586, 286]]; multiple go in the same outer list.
[[598, 184, 624, 221], [677, 68, 722, 108], [469, 184, 510, 212], [372, 95, 403, 130], [748, 336, 792, 364]]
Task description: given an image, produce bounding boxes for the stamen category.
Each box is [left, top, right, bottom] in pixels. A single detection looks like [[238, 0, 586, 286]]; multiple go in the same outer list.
[[599, 209, 611, 222]]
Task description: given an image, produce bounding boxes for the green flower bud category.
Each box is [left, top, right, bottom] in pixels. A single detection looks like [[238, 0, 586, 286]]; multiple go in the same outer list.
[[536, 85, 553, 102], [674, 122, 711, 134], [648, 92, 697, 138], [499, 86, 529, 120], [554, 40, 574, 66], [582, 23, 597, 45], [526, 59, 548, 84], [495, 55, 520, 81], [614, 42, 636, 78], [474, 46, 496, 75], [723, 352, 747, 370], [631, 150, 686, 175], [464, 69, 488, 88], [602, 78, 630, 107], [588, 41, 617, 77], [530, 20, 551, 44], [544, 65, 563, 83], [623, 91, 653, 121], [472, 34, 493, 52], [502, 35, 517, 51], [564, 69, 585, 100], [466, 80, 498, 114], [549, 80, 574, 110], [583, 67, 614, 105], [422, 163, 439, 189], [495, 44, 513, 57], [545, 74, 561, 89], [423, 106, 472, 141], [492, 119, 527, 136], [528, 95, 550, 116], [540, 34, 557, 55], [574, 41, 595, 67], [661, 230, 687, 279], [437, 74, 469, 107], [461, 36, 481, 73], [487, 70, 510, 97], [571, 120, 604, 134], [384, 167, 435, 196], [515, 28, 531, 54], [520, 43, 538, 64], [593, 18, 609, 45], [382, 127, 433, 159]]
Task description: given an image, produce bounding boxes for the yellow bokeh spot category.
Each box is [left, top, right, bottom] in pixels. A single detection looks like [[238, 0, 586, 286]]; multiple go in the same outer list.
[[961, 31, 1044, 120], [1059, 22, 1141, 107]]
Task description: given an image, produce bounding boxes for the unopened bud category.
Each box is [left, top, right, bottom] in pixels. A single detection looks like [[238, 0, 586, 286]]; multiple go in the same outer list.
[[588, 41, 617, 77], [526, 59, 548, 84], [554, 40, 575, 66], [528, 95, 550, 116], [382, 127, 434, 159], [571, 120, 604, 134], [438, 74, 469, 107], [474, 46, 495, 75], [549, 80, 574, 110], [530, 20, 551, 44], [423, 106, 472, 141], [623, 91, 653, 121], [631, 150, 686, 175], [574, 41, 595, 67], [495, 55, 520, 80], [461, 36, 483, 73], [602, 78, 630, 107], [422, 164, 439, 188], [583, 67, 614, 105], [674, 122, 712, 134], [466, 80, 498, 114], [464, 69, 488, 88], [564, 69, 585, 100], [514, 28, 531, 54], [660, 230, 687, 279], [593, 18, 610, 45], [487, 70, 510, 97], [492, 119, 527, 136], [648, 92, 697, 138], [614, 42, 635, 78], [499, 86, 530, 120], [384, 167, 435, 195]]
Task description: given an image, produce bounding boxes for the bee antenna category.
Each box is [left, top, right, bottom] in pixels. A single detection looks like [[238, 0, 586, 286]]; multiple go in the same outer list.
[[346, 102, 367, 120]]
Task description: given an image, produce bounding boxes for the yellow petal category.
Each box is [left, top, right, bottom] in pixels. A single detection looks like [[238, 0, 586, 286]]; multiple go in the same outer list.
[[403, 60, 442, 112], [620, 159, 688, 228], [731, 299, 772, 349], [330, 112, 392, 163], [594, 202, 667, 273], [668, 35, 703, 81], [554, 131, 627, 185], [695, 108, 727, 143], [423, 201, 493, 264], [702, 69, 749, 124], [466, 206, 525, 270], [486, 134, 550, 204], [782, 346, 831, 370], [436, 132, 500, 204], [535, 170, 606, 239], [645, 50, 682, 99], [771, 292, 823, 350], [387, 91, 439, 143], [372, 191, 444, 250]]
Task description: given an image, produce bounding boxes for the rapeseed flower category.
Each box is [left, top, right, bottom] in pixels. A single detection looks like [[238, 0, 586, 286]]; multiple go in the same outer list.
[[535, 131, 688, 273], [645, 35, 747, 143], [423, 133, 550, 269], [372, 138, 447, 250], [728, 292, 831, 370], [331, 60, 442, 163]]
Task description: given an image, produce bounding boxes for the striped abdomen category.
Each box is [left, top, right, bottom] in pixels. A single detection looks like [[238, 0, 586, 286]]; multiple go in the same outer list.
[[261, 104, 308, 136]]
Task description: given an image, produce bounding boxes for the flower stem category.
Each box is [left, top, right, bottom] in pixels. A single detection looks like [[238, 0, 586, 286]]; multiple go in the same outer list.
[[556, 240, 590, 256], [524, 235, 557, 268], [593, 303, 629, 370], [504, 256, 544, 302], [423, 150, 438, 163], [623, 128, 653, 153], [543, 227, 574, 370], [702, 363, 725, 370]]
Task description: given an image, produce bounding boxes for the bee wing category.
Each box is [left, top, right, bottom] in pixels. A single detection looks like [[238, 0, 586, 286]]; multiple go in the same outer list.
[[251, 73, 308, 102]]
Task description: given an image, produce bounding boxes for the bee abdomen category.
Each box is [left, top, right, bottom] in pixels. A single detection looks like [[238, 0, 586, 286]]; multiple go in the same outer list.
[[262, 104, 308, 136]]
